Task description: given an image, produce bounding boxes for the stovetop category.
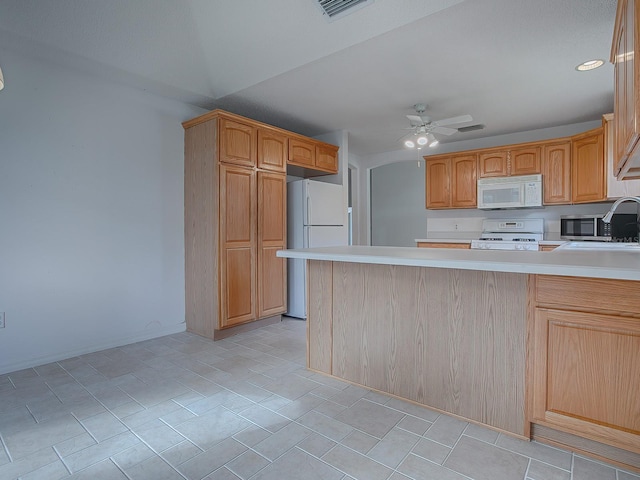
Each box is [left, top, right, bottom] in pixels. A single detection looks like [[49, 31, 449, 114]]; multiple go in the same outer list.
[[472, 218, 544, 250]]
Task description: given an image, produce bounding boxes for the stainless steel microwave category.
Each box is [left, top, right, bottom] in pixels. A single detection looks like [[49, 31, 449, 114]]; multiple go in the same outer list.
[[560, 214, 639, 241]]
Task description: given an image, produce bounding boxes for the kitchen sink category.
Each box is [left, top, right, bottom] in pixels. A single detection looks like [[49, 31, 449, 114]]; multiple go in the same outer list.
[[557, 241, 640, 251]]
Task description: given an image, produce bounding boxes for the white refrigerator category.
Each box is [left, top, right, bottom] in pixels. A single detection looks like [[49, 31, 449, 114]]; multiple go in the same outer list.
[[287, 179, 347, 319]]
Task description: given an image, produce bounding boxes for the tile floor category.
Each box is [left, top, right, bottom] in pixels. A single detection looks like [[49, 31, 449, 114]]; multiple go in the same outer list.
[[0, 318, 638, 480]]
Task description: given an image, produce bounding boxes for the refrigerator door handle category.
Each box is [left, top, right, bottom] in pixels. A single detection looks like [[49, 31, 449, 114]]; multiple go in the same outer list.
[[303, 226, 310, 248], [306, 193, 311, 226]]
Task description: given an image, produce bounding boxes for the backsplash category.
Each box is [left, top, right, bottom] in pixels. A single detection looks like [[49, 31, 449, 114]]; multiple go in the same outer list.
[[425, 202, 639, 238]]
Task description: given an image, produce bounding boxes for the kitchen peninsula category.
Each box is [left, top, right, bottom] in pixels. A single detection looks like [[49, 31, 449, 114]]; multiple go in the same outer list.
[[277, 246, 640, 470]]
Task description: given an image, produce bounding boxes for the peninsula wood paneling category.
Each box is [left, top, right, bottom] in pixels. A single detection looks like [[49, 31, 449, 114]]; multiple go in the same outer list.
[[184, 120, 219, 339], [329, 262, 528, 436], [308, 260, 333, 374]]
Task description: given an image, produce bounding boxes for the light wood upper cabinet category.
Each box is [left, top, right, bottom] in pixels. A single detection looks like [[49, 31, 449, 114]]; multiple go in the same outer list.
[[288, 137, 316, 168], [511, 146, 541, 176], [287, 137, 339, 174], [257, 128, 287, 173], [425, 157, 451, 209], [603, 113, 640, 198], [316, 144, 339, 172], [425, 154, 477, 209], [257, 172, 287, 318], [571, 128, 606, 203], [478, 151, 508, 177], [478, 147, 541, 178], [219, 118, 257, 167], [219, 164, 257, 328], [451, 155, 477, 207], [611, 0, 640, 179], [542, 141, 571, 205]]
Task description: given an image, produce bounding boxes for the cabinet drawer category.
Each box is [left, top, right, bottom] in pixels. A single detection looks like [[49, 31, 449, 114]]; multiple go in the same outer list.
[[417, 242, 470, 249], [534, 275, 640, 314]]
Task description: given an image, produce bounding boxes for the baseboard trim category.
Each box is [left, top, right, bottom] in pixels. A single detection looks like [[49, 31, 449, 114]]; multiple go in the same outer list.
[[532, 423, 640, 474], [0, 323, 187, 375], [213, 315, 282, 340]]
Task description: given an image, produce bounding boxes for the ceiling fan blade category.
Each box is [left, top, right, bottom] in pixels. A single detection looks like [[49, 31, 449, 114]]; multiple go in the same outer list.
[[406, 114, 425, 125], [432, 126, 458, 135], [432, 114, 473, 127], [457, 124, 485, 133]]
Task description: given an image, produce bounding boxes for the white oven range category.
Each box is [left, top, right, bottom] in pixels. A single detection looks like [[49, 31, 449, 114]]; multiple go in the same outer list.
[[470, 218, 544, 251]]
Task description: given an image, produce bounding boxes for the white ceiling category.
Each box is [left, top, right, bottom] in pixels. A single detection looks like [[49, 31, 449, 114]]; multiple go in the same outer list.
[[0, 0, 618, 156]]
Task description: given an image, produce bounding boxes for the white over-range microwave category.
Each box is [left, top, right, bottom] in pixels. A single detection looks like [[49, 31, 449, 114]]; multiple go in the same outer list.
[[477, 174, 543, 209]]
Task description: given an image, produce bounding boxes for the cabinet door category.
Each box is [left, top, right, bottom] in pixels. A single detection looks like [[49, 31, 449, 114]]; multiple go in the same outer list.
[[257, 172, 287, 318], [478, 151, 508, 177], [425, 158, 451, 209], [257, 128, 287, 173], [288, 137, 316, 167], [219, 164, 256, 327], [542, 142, 571, 204], [532, 308, 640, 452], [605, 114, 640, 197], [219, 118, 257, 167], [451, 154, 477, 207], [510, 147, 541, 176], [572, 130, 605, 203], [612, 0, 640, 178], [315, 144, 339, 173]]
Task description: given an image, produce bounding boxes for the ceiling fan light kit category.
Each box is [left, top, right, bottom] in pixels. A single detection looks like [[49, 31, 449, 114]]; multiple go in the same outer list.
[[402, 103, 479, 150]]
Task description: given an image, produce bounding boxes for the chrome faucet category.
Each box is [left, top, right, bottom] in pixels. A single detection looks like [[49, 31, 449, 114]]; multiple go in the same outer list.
[[602, 196, 640, 223]]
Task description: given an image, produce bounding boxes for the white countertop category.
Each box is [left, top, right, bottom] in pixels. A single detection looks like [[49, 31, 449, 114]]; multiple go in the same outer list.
[[277, 245, 640, 281]]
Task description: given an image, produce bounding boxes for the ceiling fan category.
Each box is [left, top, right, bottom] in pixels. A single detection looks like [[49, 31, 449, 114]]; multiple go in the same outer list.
[[403, 103, 483, 149]]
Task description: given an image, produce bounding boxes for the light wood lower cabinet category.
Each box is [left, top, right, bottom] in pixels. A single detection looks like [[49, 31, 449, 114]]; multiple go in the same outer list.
[[531, 275, 640, 454], [416, 242, 471, 249]]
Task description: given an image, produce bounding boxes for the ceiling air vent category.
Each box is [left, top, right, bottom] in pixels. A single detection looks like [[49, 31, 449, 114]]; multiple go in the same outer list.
[[316, 0, 374, 21]]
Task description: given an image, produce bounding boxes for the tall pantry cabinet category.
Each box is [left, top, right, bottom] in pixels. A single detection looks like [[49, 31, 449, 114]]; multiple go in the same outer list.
[[183, 111, 287, 339]]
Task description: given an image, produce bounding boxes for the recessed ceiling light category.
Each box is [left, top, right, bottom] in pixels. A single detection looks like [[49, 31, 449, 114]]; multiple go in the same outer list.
[[576, 59, 605, 71]]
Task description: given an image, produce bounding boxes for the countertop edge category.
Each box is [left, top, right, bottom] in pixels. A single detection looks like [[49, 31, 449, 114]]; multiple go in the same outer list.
[[277, 246, 640, 281]]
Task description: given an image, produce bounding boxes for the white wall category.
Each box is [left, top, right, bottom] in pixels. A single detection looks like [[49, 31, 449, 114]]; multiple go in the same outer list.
[[0, 49, 205, 374]]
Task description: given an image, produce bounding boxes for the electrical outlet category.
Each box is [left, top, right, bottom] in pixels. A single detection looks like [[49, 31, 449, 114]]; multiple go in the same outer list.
[[0, 312, 4, 328]]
